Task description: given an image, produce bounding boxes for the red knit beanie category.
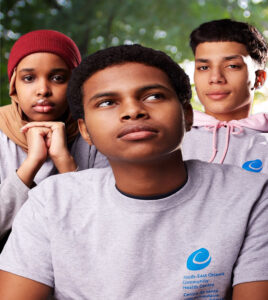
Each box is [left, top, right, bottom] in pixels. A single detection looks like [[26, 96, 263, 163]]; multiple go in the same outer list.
[[7, 29, 81, 81]]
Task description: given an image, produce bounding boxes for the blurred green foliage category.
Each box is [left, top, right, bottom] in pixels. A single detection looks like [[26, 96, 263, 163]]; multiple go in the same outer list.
[[1, 0, 268, 110]]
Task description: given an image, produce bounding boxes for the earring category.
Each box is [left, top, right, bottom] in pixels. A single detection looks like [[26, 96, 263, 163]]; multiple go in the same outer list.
[[254, 80, 262, 90]]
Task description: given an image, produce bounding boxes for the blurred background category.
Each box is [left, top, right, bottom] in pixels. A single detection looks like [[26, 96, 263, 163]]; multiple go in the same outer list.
[[1, 0, 268, 112]]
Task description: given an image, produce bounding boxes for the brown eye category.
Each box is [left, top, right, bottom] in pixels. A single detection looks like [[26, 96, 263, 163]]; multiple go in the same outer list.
[[98, 100, 115, 107], [23, 75, 34, 82], [145, 93, 165, 102], [228, 64, 240, 69], [197, 66, 208, 71], [51, 74, 66, 83]]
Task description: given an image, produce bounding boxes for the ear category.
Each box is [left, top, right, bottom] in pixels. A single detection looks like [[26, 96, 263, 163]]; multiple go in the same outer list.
[[9, 68, 18, 98], [78, 119, 93, 145], [183, 102, 193, 132], [254, 70, 266, 89]]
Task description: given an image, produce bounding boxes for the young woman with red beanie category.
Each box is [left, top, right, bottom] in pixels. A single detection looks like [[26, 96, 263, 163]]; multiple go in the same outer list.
[[0, 30, 108, 245]]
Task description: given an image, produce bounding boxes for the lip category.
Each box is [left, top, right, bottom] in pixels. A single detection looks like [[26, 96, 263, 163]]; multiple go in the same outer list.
[[117, 124, 158, 141], [32, 99, 55, 113], [206, 91, 231, 100]]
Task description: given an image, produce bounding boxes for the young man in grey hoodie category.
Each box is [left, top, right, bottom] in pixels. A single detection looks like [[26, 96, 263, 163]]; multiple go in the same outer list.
[[183, 19, 268, 173]]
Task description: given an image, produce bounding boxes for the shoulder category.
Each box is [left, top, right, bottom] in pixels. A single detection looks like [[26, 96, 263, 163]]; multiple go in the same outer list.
[[40, 165, 112, 184], [185, 160, 268, 222], [0, 130, 9, 143], [186, 159, 268, 191], [0, 130, 20, 148], [30, 167, 113, 200], [26, 167, 114, 223], [0, 130, 24, 160], [186, 158, 268, 178]]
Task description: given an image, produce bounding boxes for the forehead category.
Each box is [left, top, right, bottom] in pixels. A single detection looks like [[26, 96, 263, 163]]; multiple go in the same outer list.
[[82, 62, 174, 96], [16, 52, 68, 70], [195, 41, 249, 60]]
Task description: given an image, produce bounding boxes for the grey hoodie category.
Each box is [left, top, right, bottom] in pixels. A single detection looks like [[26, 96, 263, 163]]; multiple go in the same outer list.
[[182, 110, 268, 174]]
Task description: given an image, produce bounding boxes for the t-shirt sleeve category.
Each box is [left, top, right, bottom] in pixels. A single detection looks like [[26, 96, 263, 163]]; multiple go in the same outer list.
[[232, 194, 268, 286], [0, 171, 30, 238], [0, 189, 54, 288]]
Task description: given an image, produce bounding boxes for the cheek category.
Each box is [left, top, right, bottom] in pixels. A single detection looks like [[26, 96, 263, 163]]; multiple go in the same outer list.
[[56, 86, 68, 100], [165, 117, 186, 151], [15, 84, 28, 97], [236, 78, 252, 96], [194, 73, 205, 87], [165, 108, 185, 132], [194, 86, 205, 106], [231, 70, 251, 88], [83, 115, 106, 143], [16, 90, 31, 107], [194, 81, 205, 97]]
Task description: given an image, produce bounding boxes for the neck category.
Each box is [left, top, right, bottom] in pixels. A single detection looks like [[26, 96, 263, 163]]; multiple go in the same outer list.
[[205, 103, 252, 122], [109, 150, 187, 197]]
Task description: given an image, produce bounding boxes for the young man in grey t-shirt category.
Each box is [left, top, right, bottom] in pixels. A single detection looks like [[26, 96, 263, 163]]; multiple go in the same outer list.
[[0, 45, 267, 300]]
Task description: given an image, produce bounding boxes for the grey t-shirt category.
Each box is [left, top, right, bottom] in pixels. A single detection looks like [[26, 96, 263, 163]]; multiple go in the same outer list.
[[0, 130, 108, 238], [0, 160, 268, 300]]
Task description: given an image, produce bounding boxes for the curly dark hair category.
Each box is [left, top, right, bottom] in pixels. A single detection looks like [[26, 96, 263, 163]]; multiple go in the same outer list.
[[67, 44, 192, 119], [190, 19, 267, 68]]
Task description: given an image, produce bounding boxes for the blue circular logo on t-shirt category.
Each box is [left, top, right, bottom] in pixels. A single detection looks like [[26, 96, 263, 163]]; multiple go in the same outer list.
[[187, 248, 211, 271], [242, 159, 263, 173]]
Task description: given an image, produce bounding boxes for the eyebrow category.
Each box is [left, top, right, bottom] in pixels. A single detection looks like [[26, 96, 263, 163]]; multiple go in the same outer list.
[[224, 55, 244, 61], [18, 68, 34, 73], [138, 84, 171, 93], [195, 55, 244, 63], [50, 68, 69, 73], [18, 68, 69, 73], [89, 92, 118, 102], [88, 84, 172, 102]]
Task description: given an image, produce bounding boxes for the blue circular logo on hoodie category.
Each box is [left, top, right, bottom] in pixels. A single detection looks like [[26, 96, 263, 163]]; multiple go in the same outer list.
[[187, 248, 211, 271], [242, 159, 263, 173]]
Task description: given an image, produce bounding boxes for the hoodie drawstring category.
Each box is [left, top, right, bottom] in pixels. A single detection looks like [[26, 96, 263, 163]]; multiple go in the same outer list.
[[205, 122, 243, 164]]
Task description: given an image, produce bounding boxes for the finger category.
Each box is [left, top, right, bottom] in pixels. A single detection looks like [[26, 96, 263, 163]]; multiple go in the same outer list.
[[25, 127, 51, 139], [21, 122, 65, 132], [45, 130, 52, 148]]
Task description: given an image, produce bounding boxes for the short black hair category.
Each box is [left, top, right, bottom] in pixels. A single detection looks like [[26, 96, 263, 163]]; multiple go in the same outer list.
[[190, 19, 267, 68], [67, 44, 192, 119]]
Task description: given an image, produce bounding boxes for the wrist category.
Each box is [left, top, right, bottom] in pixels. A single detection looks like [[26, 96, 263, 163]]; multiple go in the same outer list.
[[17, 158, 43, 188], [51, 154, 77, 173]]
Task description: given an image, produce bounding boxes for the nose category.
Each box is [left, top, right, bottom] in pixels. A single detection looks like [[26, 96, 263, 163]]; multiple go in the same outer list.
[[209, 67, 226, 84], [36, 78, 52, 97], [120, 99, 149, 121]]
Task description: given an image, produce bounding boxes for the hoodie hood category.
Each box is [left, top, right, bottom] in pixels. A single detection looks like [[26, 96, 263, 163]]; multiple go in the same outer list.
[[193, 110, 268, 131]]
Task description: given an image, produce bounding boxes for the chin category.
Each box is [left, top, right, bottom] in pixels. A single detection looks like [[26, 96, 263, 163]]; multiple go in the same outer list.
[[33, 114, 58, 122]]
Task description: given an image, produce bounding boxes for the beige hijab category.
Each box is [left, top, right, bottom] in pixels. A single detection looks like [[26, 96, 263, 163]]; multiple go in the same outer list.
[[0, 70, 78, 152]]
